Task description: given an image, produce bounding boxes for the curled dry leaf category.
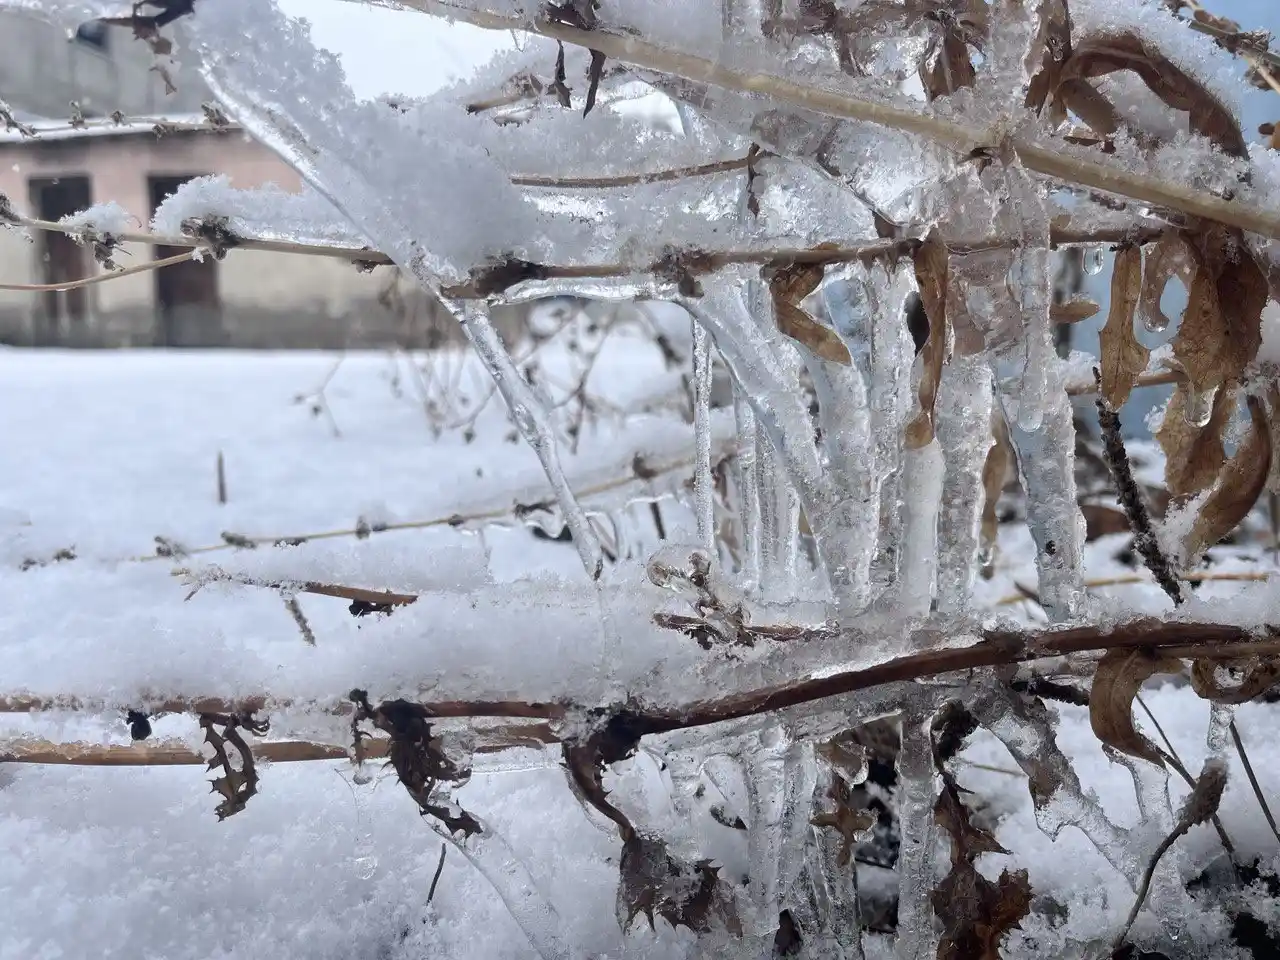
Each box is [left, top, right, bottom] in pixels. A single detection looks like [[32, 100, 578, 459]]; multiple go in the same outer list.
[[1191, 656, 1280, 704], [920, 20, 977, 100], [1156, 384, 1234, 501], [1089, 649, 1184, 767], [1171, 225, 1269, 399], [199, 711, 269, 821], [1025, 0, 1073, 117], [1056, 32, 1247, 156], [906, 232, 950, 448], [769, 248, 851, 365], [1183, 395, 1272, 558], [1139, 232, 1196, 335], [1051, 297, 1100, 325], [1098, 244, 1148, 409]]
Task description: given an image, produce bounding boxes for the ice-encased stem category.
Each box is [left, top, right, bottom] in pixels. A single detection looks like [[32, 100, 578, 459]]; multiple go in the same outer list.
[[434, 821, 575, 960], [934, 355, 995, 614], [449, 299, 605, 580], [896, 441, 945, 621], [692, 318, 716, 554], [894, 710, 940, 960], [805, 766, 866, 960], [733, 387, 763, 588]]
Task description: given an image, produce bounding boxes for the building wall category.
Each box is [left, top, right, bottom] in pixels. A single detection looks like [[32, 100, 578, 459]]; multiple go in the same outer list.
[[0, 14, 207, 120], [0, 130, 514, 349]]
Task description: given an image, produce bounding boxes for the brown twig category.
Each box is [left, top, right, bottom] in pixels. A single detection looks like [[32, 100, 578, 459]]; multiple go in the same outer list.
[[427, 842, 448, 904], [0, 249, 196, 292]]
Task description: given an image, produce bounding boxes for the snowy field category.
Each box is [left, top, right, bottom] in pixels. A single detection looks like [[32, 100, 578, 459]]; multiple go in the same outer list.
[[2, 344, 1280, 959]]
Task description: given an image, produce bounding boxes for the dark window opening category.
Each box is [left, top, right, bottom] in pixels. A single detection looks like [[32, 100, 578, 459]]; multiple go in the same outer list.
[[149, 176, 221, 347], [75, 22, 109, 50], [30, 176, 92, 337]]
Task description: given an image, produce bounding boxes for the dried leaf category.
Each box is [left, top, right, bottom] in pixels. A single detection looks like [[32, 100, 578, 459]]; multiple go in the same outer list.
[[907, 232, 950, 448], [1098, 244, 1148, 408], [810, 775, 875, 866], [1184, 395, 1272, 557], [1139, 232, 1196, 335], [1051, 297, 1100, 325], [1089, 649, 1184, 766], [1171, 225, 1269, 397], [1025, 0, 1073, 116], [199, 712, 269, 821], [1081, 502, 1132, 540], [980, 412, 1014, 573], [1157, 383, 1234, 501], [1057, 32, 1247, 156], [583, 50, 606, 116], [1190, 657, 1280, 704], [1058, 78, 1124, 139], [921, 26, 977, 100], [617, 833, 740, 934], [769, 252, 851, 365]]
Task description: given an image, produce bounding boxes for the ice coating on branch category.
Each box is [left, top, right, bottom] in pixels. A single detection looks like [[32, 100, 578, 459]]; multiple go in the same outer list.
[[151, 176, 370, 248], [692, 320, 715, 553]]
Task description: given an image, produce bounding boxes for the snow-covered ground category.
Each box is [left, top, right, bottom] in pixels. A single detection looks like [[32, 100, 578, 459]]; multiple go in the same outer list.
[[2, 344, 1279, 959]]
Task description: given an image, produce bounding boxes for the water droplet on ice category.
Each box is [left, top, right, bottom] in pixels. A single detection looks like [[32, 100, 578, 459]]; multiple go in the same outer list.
[[1140, 302, 1169, 333], [1083, 246, 1106, 276], [1182, 385, 1217, 427]]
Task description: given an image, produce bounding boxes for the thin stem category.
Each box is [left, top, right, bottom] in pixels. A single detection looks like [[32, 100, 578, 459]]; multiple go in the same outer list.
[[1229, 719, 1280, 847], [427, 843, 448, 904], [0, 249, 196, 292]]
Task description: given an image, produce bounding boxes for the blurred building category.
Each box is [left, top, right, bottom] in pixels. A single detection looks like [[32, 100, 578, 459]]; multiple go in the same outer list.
[[0, 14, 462, 348]]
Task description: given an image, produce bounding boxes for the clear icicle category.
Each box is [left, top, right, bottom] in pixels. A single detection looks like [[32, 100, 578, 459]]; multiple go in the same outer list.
[[896, 441, 945, 621], [894, 710, 941, 960], [1183, 384, 1219, 428], [934, 355, 995, 614], [1206, 702, 1235, 759], [435, 823, 575, 960], [449, 298, 605, 580], [805, 765, 866, 960], [693, 317, 716, 554], [733, 386, 763, 590], [740, 725, 818, 936]]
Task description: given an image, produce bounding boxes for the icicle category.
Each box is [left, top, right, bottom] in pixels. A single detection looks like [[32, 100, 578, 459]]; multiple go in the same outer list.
[[805, 766, 866, 960], [934, 355, 995, 614], [339, 766, 378, 880], [1206, 702, 1234, 759], [1182, 384, 1219, 428], [894, 710, 941, 960], [736, 725, 819, 936], [693, 317, 716, 554], [448, 298, 605, 580], [435, 822, 575, 960], [733, 386, 763, 589], [895, 441, 945, 621]]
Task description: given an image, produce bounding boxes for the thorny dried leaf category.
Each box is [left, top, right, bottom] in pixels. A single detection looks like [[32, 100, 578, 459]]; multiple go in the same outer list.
[[1157, 383, 1234, 501], [617, 833, 740, 934], [810, 775, 875, 866], [199, 712, 268, 821], [769, 250, 851, 365], [1190, 657, 1280, 704], [907, 232, 950, 448], [1089, 648, 1184, 766], [1184, 395, 1272, 558], [1056, 32, 1247, 156], [931, 700, 1032, 960], [349, 691, 479, 837], [1098, 244, 1149, 409]]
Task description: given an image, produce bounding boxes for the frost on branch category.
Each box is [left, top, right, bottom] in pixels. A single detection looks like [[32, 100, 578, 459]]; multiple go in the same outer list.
[[7, 0, 1280, 956]]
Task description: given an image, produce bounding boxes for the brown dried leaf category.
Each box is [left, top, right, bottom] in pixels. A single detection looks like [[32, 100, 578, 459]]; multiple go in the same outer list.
[[921, 26, 977, 101], [810, 775, 875, 866], [1081, 502, 1133, 541], [934, 866, 1034, 960], [1058, 77, 1124, 139], [1172, 225, 1269, 397], [1052, 297, 1100, 325], [1089, 649, 1184, 766], [617, 833, 741, 934], [583, 50, 606, 116], [770, 252, 851, 365], [1190, 657, 1280, 704], [1157, 383, 1234, 501], [980, 412, 1014, 574], [907, 232, 949, 448], [1098, 244, 1148, 408], [1057, 32, 1247, 156], [1184, 394, 1272, 557], [1025, 0, 1073, 116], [1139, 232, 1196, 336], [199, 712, 268, 821]]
